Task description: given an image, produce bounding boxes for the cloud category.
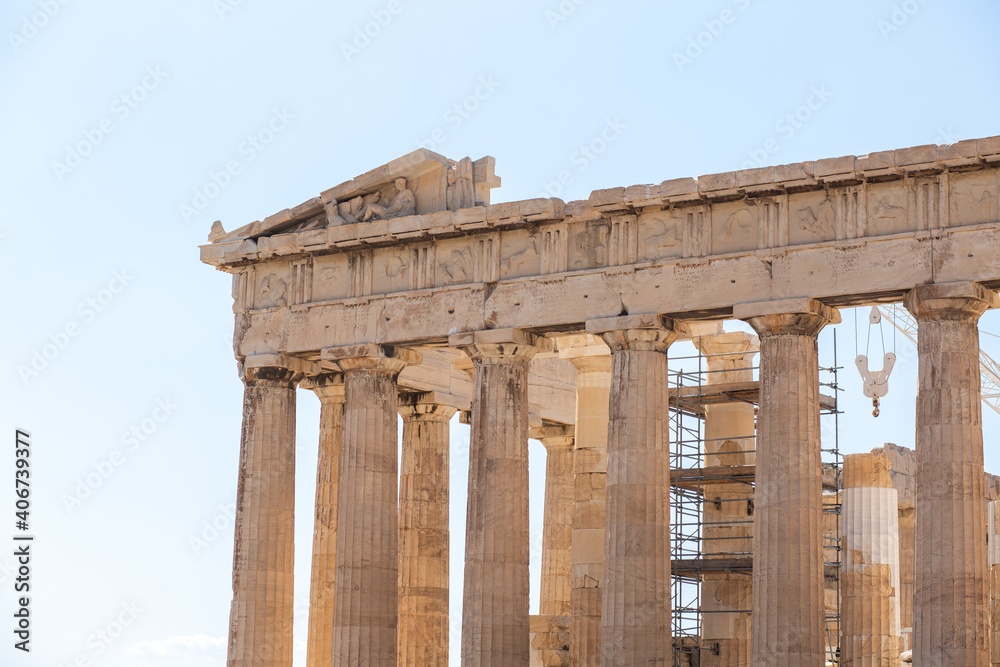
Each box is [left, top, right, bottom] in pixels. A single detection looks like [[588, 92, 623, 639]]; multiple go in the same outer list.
[[124, 634, 226, 658]]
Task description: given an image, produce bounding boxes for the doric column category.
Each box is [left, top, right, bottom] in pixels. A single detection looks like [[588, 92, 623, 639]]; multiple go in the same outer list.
[[227, 361, 304, 667], [397, 392, 458, 667], [303, 374, 345, 667], [587, 314, 680, 665], [559, 335, 612, 667], [897, 504, 915, 653], [694, 329, 758, 667], [840, 451, 902, 666], [449, 328, 550, 666], [904, 281, 998, 666], [324, 344, 420, 667], [734, 298, 840, 666], [532, 425, 576, 616], [988, 500, 1000, 667]]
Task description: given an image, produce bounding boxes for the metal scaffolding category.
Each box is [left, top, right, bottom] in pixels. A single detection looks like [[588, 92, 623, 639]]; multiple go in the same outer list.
[[668, 331, 843, 666]]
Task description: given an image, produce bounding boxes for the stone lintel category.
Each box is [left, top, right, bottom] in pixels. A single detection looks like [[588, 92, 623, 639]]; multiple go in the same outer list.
[[904, 281, 1000, 321], [685, 321, 725, 338], [585, 313, 683, 335], [529, 424, 576, 443], [694, 331, 760, 357], [555, 334, 610, 361]]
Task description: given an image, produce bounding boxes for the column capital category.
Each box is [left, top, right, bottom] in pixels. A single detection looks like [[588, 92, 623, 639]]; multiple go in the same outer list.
[[448, 327, 552, 364], [302, 373, 345, 403], [733, 297, 840, 337], [242, 353, 323, 386], [904, 281, 999, 322], [586, 314, 685, 353], [399, 392, 460, 422], [694, 331, 759, 357], [530, 425, 575, 451], [321, 343, 421, 375], [556, 334, 612, 373]]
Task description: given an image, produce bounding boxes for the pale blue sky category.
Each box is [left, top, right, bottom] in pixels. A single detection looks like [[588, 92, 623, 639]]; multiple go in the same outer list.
[[1, 1, 999, 665]]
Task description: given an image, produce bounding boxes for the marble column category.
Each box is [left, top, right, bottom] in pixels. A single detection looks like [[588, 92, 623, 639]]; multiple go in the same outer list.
[[988, 500, 1000, 667], [559, 335, 612, 667], [397, 393, 457, 667], [303, 374, 345, 667], [449, 328, 549, 666], [695, 330, 758, 667], [325, 344, 419, 667], [904, 281, 998, 666], [587, 314, 679, 666], [227, 364, 304, 667], [840, 451, 902, 666], [897, 505, 915, 653], [533, 425, 576, 616], [734, 298, 840, 666]]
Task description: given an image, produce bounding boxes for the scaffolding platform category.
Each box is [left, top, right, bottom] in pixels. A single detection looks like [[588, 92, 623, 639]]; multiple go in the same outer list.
[[672, 557, 841, 581], [668, 380, 837, 417], [671, 464, 841, 493]]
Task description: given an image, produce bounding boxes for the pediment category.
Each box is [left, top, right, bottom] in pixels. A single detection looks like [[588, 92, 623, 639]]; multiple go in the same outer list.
[[210, 149, 500, 244]]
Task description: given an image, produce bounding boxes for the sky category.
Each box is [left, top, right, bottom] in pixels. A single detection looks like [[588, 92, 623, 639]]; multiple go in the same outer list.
[[1, 0, 999, 665]]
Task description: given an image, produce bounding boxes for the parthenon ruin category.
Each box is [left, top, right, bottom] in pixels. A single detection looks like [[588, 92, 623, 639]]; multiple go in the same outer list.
[[202, 135, 1000, 665]]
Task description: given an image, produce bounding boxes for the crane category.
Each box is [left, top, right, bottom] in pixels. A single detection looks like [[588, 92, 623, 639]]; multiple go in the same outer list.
[[877, 304, 1000, 416]]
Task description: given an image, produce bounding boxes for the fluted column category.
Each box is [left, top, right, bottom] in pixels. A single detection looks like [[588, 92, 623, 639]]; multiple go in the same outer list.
[[303, 374, 345, 667], [449, 328, 549, 666], [397, 393, 457, 667], [734, 298, 840, 666], [695, 330, 758, 667], [897, 503, 915, 653], [841, 451, 902, 666], [559, 336, 612, 667], [325, 344, 419, 667], [904, 281, 998, 666], [988, 500, 1000, 667], [533, 425, 576, 616], [227, 363, 304, 667], [587, 314, 679, 666]]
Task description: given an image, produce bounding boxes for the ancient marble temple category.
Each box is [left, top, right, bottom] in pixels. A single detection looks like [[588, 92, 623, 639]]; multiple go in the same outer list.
[[202, 137, 1000, 666]]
